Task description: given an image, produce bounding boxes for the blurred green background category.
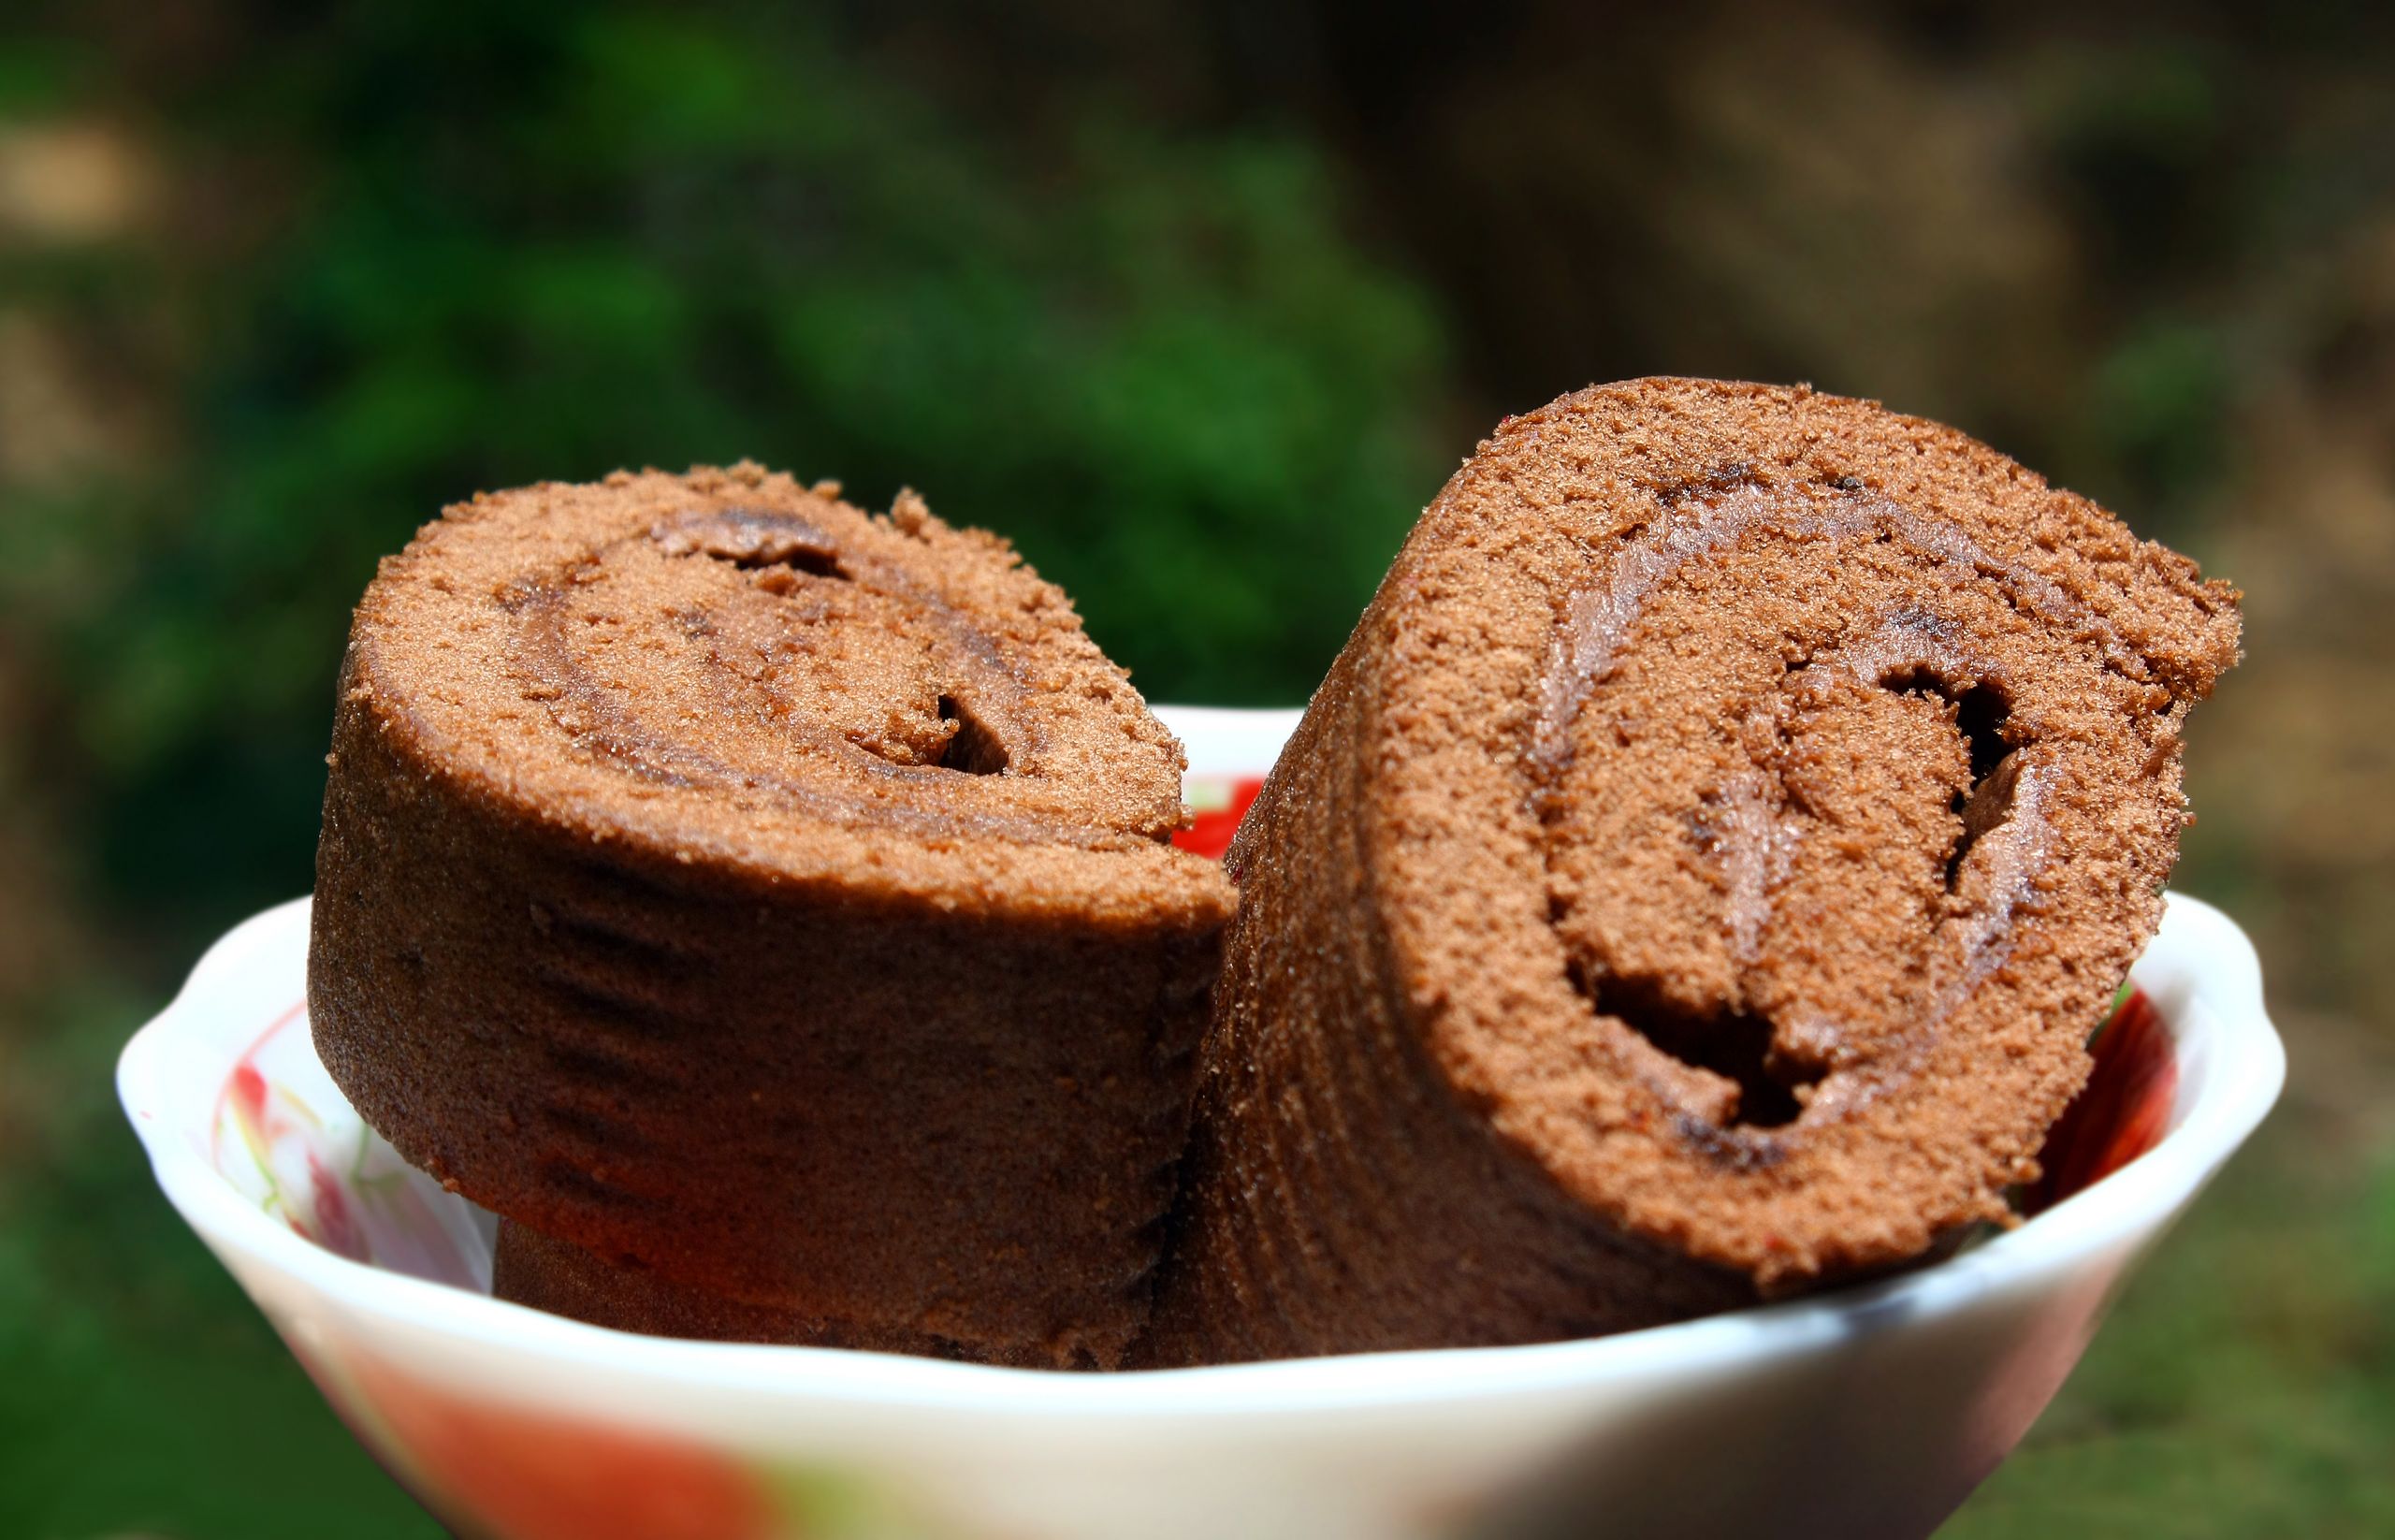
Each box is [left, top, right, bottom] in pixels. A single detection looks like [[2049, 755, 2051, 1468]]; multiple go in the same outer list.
[[2, 2, 2389, 1535]]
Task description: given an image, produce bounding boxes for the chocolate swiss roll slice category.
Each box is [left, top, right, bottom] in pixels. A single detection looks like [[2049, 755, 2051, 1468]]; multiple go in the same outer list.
[[309, 463, 1235, 1368], [1139, 380, 2240, 1365]]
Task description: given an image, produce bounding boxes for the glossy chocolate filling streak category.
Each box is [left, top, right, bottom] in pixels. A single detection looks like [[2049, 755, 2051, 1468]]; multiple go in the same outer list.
[[497, 503, 1149, 852], [1529, 480, 2099, 1168]]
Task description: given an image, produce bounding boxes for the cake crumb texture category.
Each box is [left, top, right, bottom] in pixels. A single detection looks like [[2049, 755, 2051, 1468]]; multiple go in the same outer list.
[[1139, 379, 2240, 1365], [310, 467, 1234, 1369]]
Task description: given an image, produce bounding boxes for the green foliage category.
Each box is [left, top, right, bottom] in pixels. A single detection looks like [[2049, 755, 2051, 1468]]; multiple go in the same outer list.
[[7, 2, 1445, 947]]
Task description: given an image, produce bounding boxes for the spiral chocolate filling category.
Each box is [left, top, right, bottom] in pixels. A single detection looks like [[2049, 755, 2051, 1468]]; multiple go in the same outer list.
[[489, 500, 1156, 850], [1531, 481, 2097, 1164], [1140, 380, 2239, 1366]]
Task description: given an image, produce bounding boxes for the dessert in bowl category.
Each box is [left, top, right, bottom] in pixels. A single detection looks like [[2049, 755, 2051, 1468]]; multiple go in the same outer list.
[[121, 381, 2275, 1537], [121, 720, 2276, 1540]]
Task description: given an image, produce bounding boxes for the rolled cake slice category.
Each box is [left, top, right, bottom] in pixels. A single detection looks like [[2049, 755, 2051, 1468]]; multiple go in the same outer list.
[[309, 463, 1235, 1369], [1139, 380, 2240, 1365]]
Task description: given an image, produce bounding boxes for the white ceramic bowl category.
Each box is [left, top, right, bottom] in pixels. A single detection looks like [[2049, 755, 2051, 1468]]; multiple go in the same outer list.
[[118, 705, 2282, 1540]]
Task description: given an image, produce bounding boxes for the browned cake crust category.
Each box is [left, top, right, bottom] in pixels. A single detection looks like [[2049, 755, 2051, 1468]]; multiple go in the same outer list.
[[1139, 380, 2241, 1365], [309, 463, 1235, 1369]]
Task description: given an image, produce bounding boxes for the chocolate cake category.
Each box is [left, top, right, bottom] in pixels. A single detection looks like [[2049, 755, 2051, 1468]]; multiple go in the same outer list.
[[1139, 380, 2241, 1365], [308, 463, 1235, 1369]]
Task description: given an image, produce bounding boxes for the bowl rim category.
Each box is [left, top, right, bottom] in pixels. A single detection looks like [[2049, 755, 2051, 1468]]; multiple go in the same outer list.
[[118, 799, 2282, 1421]]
